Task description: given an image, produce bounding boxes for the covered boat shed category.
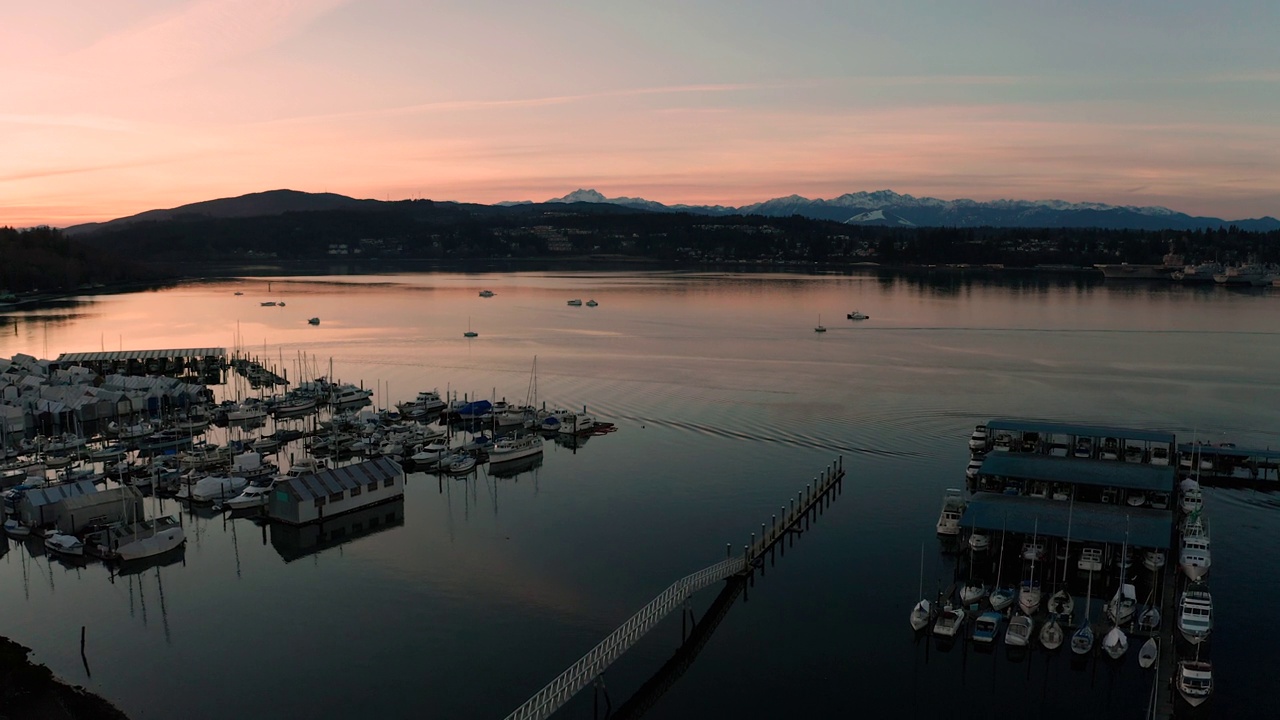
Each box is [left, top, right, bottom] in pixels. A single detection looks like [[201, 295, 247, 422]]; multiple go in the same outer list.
[[17, 479, 97, 527], [268, 456, 404, 525], [976, 454, 1177, 493], [55, 348, 226, 382], [959, 494, 1173, 549]]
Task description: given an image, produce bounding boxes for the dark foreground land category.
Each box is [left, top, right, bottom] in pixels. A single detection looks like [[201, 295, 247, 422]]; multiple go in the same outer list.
[[0, 638, 129, 720]]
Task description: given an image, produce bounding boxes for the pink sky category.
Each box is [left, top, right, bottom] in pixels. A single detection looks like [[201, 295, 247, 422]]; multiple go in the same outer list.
[[3, 1, 1277, 227]]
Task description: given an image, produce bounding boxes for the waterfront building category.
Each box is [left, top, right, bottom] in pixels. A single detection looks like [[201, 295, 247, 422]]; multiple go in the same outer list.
[[267, 456, 404, 525]]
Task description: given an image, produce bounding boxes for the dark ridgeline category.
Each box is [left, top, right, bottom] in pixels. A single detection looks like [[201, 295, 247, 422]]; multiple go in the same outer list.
[[7, 189, 1280, 295]]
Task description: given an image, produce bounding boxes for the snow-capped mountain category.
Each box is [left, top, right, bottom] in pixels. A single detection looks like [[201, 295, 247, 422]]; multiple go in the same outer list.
[[537, 188, 1278, 231]]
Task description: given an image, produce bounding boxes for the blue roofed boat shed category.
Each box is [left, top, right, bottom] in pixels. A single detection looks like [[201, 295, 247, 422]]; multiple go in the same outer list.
[[977, 454, 1176, 493], [960, 494, 1173, 549]]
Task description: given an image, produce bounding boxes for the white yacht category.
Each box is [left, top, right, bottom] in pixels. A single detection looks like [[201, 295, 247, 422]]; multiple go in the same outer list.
[[1176, 660, 1213, 707], [221, 479, 276, 510], [1143, 549, 1166, 571], [1039, 615, 1064, 651], [1077, 546, 1104, 573], [488, 435, 544, 464], [1177, 588, 1213, 644], [557, 413, 597, 435], [965, 458, 983, 479], [935, 489, 965, 536], [1180, 535, 1211, 581]]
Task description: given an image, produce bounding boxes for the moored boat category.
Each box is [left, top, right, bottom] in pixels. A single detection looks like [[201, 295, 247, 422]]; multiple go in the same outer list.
[[45, 532, 85, 557], [1101, 625, 1128, 659], [932, 603, 965, 638], [935, 488, 965, 536], [1177, 587, 1213, 644], [971, 610, 1001, 643], [94, 516, 185, 561], [488, 435, 544, 464], [1176, 660, 1213, 707], [1039, 614, 1064, 650], [1005, 614, 1034, 647]]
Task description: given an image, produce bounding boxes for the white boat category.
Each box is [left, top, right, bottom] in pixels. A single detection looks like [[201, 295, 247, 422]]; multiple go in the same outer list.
[[488, 435, 544, 463], [968, 425, 987, 451], [1143, 549, 1166, 572], [1150, 446, 1170, 466], [1099, 437, 1120, 460], [909, 544, 931, 631], [932, 603, 965, 638], [971, 611, 1001, 643], [1077, 546, 1104, 573], [965, 458, 983, 480], [1180, 481, 1204, 515], [221, 479, 276, 510], [96, 516, 185, 561], [1101, 625, 1128, 659], [45, 533, 85, 557], [960, 582, 987, 605], [966, 530, 990, 552], [993, 433, 1013, 452], [225, 403, 268, 423], [557, 413, 597, 435], [3, 519, 32, 538], [1176, 660, 1213, 707], [847, 310, 869, 320], [1073, 437, 1093, 458], [1005, 615, 1034, 647], [934, 488, 965, 536], [183, 474, 249, 503], [1021, 542, 1046, 562], [329, 385, 374, 408], [1106, 582, 1138, 626], [1180, 535, 1211, 581], [989, 525, 1014, 612], [1039, 614, 1064, 650], [1019, 580, 1042, 615], [271, 396, 318, 418], [1138, 637, 1158, 669], [89, 443, 129, 461], [410, 438, 452, 467], [1177, 588, 1213, 644], [447, 454, 477, 475], [1071, 569, 1095, 656], [107, 421, 154, 440], [566, 298, 583, 306]]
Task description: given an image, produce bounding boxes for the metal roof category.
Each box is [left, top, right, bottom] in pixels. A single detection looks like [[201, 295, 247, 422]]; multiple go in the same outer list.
[[60, 485, 141, 511], [56, 348, 227, 362], [281, 457, 402, 501], [22, 479, 97, 507], [986, 419, 1175, 444], [979, 453, 1177, 492], [960, 493, 1174, 549], [1177, 444, 1280, 461]]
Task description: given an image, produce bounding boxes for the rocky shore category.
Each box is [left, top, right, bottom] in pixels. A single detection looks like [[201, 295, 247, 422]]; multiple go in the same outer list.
[[0, 638, 129, 720]]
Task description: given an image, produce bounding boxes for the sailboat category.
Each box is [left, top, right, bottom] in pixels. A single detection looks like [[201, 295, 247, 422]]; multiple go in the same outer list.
[[1039, 613, 1064, 650], [814, 314, 827, 333], [1106, 521, 1137, 626], [989, 521, 1015, 612], [1139, 637, 1159, 669], [1048, 498, 1075, 619], [1018, 519, 1042, 615], [909, 544, 932, 632], [1102, 624, 1129, 659], [464, 317, 478, 338], [1071, 568, 1095, 655]]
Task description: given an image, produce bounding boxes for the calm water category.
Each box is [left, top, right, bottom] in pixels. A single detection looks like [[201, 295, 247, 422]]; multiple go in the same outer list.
[[2, 271, 1278, 719]]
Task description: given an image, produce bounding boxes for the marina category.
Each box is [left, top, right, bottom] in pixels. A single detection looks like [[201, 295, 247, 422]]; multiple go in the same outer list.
[[0, 271, 1277, 719]]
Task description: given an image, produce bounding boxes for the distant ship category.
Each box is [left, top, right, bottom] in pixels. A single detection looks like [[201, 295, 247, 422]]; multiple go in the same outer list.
[[1095, 250, 1183, 281]]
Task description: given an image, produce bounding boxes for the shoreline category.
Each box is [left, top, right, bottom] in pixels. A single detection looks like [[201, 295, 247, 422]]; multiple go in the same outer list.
[[0, 637, 130, 720]]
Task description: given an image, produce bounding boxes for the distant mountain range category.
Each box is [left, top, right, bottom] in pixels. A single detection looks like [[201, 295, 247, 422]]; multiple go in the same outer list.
[[528, 189, 1280, 232], [64, 187, 1278, 235]]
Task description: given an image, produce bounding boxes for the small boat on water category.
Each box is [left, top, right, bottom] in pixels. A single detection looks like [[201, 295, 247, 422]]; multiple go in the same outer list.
[[220, 479, 276, 511], [447, 454, 477, 475], [1039, 614, 1064, 650], [566, 299, 583, 306], [968, 425, 987, 451], [960, 582, 987, 605], [1143, 549, 1166, 571], [1019, 580, 1042, 615], [965, 458, 984, 480], [935, 489, 965, 536], [1176, 660, 1213, 707], [488, 435, 544, 464], [972, 611, 1001, 643], [585, 299, 598, 307], [814, 314, 826, 333], [1005, 615, 1034, 647], [1101, 625, 1128, 659], [1077, 546, 1103, 573], [847, 310, 869, 320], [909, 598, 932, 632], [1106, 582, 1138, 626], [3, 519, 32, 538], [45, 533, 85, 557], [932, 603, 966, 638], [966, 530, 989, 552], [1180, 534, 1211, 581], [1139, 637, 1159, 669], [478, 290, 495, 297], [308, 317, 320, 325]]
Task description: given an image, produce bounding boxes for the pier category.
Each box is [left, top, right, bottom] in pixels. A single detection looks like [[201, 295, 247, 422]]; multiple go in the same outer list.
[[55, 348, 226, 383], [505, 457, 845, 720]]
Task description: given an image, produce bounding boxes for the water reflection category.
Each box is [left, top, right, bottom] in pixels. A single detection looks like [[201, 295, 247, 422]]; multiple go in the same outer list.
[[269, 498, 405, 563]]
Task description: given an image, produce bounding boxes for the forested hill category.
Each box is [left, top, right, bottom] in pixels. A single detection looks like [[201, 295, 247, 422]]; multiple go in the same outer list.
[[0, 225, 166, 295]]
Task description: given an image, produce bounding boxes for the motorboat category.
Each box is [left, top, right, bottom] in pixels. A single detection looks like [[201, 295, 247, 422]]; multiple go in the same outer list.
[[1077, 546, 1104, 573], [410, 438, 452, 468], [537, 408, 575, 433], [1101, 626, 1128, 659], [935, 489, 965, 535], [1143, 549, 1166, 571], [1018, 580, 1042, 615], [308, 317, 320, 325], [966, 531, 990, 552], [566, 299, 583, 306], [1106, 582, 1138, 626], [971, 611, 1001, 643], [992, 433, 1012, 452], [989, 586, 1016, 613], [478, 289, 495, 297], [1039, 615, 1064, 650], [1005, 615, 1034, 647], [585, 299, 598, 307], [94, 516, 185, 561], [1180, 478, 1204, 515], [847, 310, 869, 320], [558, 413, 597, 435], [1073, 437, 1093, 458], [1123, 445, 1145, 463], [932, 603, 966, 638], [960, 582, 987, 605], [3, 519, 32, 538], [968, 425, 987, 451], [1176, 660, 1213, 707], [965, 458, 983, 479], [45, 533, 85, 557], [182, 474, 250, 503], [1099, 437, 1120, 461], [329, 385, 374, 409], [107, 421, 154, 440], [1180, 535, 1212, 581], [909, 598, 932, 632], [488, 435, 545, 464], [221, 479, 276, 510], [1150, 446, 1170, 466], [225, 403, 268, 423], [251, 436, 281, 454], [1021, 542, 1046, 562], [271, 395, 319, 418], [1177, 588, 1213, 645], [1139, 638, 1159, 669]]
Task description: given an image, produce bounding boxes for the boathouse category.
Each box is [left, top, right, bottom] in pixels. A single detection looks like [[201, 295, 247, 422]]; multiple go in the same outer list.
[[16, 479, 97, 528], [267, 456, 404, 525], [270, 498, 405, 562], [18, 483, 145, 534]]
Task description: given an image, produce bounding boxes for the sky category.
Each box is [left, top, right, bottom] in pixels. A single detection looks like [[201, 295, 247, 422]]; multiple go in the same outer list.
[[3, 0, 1279, 227]]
